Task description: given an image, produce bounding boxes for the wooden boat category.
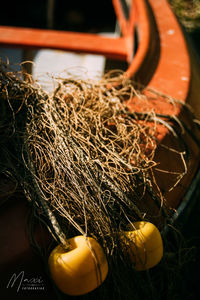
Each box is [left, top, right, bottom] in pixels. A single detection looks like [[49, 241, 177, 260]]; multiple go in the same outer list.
[[1, 0, 200, 298]]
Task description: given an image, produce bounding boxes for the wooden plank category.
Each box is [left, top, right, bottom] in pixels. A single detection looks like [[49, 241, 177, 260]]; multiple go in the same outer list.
[[0, 26, 128, 61]]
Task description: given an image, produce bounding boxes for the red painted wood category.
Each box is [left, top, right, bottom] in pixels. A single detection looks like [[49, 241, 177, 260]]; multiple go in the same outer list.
[[0, 26, 128, 61]]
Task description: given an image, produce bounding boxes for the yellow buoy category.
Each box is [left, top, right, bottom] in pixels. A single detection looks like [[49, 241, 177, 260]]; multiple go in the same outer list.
[[48, 235, 108, 295], [121, 221, 163, 271]]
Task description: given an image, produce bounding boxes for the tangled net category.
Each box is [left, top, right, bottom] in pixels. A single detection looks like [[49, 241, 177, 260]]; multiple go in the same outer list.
[[0, 61, 188, 252], [26, 71, 163, 251], [1, 60, 200, 299]]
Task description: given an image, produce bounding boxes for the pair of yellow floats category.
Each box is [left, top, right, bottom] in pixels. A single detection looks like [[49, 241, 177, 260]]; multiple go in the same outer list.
[[48, 221, 163, 296]]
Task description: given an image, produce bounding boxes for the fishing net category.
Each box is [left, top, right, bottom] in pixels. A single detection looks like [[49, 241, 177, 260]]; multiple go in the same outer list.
[[0, 60, 199, 299]]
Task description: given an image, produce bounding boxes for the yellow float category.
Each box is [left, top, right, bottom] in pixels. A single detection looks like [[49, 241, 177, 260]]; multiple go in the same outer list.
[[121, 221, 163, 271], [48, 235, 108, 295]]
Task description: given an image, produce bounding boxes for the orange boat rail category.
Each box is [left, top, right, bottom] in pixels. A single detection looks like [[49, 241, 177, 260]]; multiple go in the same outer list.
[[0, 26, 129, 61], [0, 0, 191, 102]]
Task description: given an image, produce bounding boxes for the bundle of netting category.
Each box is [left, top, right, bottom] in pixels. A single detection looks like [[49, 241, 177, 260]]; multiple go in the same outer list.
[[0, 62, 170, 257], [2, 58, 200, 300], [27, 73, 164, 252]]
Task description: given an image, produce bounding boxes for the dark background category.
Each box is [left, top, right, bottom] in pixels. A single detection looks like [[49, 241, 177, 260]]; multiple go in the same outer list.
[[0, 0, 116, 32]]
